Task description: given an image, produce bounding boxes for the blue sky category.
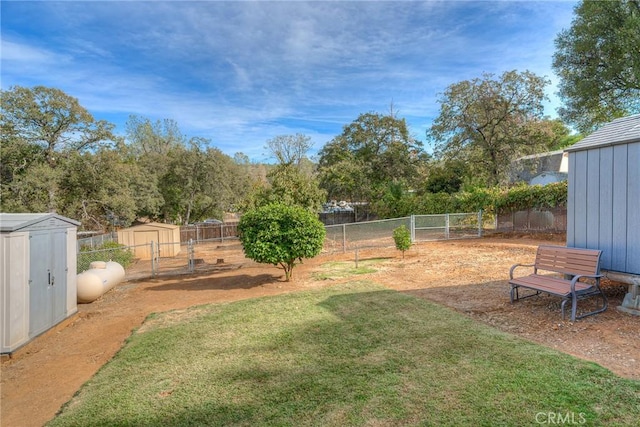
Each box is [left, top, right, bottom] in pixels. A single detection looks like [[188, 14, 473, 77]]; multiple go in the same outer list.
[[1, 0, 578, 161]]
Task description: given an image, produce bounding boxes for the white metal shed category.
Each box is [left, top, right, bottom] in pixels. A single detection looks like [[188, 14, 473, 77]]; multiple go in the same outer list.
[[1, 213, 80, 353], [565, 114, 640, 315]]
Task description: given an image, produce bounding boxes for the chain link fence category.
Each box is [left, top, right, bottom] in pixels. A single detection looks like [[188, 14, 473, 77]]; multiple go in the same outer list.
[[77, 212, 484, 279], [496, 208, 567, 233], [77, 232, 118, 249], [323, 211, 484, 253]]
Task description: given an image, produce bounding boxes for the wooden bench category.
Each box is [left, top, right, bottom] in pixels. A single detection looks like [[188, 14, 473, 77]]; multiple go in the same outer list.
[[509, 245, 607, 322]]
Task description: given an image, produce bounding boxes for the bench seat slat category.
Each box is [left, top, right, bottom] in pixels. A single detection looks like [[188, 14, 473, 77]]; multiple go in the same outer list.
[[535, 245, 601, 276], [509, 275, 593, 297]]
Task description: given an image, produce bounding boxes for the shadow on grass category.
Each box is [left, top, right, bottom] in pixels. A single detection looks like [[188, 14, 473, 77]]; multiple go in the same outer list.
[[142, 273, 283, 291], [50, 284, 640, 427]]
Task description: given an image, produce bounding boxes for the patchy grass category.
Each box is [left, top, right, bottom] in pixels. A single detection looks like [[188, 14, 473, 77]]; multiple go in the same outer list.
[[49, 282, 640, 427], [312, 259, 386, 280]]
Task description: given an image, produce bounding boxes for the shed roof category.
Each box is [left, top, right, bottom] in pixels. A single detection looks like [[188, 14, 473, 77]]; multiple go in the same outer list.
[[0, 213, 80, 232], [122, 221, 180, 231], [565, 114, 640, 153]]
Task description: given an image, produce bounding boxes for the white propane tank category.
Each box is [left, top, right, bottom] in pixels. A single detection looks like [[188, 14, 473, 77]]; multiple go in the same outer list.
[[77, 261, 126, 303]]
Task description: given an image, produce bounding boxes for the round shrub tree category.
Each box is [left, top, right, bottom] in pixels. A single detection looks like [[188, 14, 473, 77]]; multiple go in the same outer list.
[[238, 203, 326, 281]]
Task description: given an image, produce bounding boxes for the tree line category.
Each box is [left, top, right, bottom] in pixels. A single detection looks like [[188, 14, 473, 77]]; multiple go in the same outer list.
[[2, 0, 638, 231]]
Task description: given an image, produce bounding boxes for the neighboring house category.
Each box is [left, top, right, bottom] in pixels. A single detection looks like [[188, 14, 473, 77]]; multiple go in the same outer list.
[[565, 114, 640, 316], [509, 150, 568, 185]]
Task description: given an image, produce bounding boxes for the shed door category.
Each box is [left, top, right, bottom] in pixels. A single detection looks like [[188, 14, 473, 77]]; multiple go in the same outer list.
[[133, 230, 159, 260], [29, 230, 67, 337]]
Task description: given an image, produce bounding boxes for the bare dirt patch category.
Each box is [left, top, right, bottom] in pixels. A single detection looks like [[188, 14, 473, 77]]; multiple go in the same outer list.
[[2, 237, 638, 427]]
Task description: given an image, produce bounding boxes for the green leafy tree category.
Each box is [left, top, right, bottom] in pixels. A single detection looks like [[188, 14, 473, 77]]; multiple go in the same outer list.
[[124, 115, 186, 220], [318, 112, 426, 202], [238, 203, 326, 281], [59, 146, 140, 230], [1, 86, 115, 212], [125, 115, 184, 156], [244, 134, 325, 212], [161, 141, 251, 224], [264, 133, 313, 166], [244, 164, 326, 212], [393, 225, 412, 259], [370, 181, 417, 219], [428, 70, 550, 187], [553, 0, 640, 133], [423, 160, 467, 195]]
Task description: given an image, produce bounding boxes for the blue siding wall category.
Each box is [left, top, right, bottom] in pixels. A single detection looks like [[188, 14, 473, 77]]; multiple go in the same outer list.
[[568, 141, 640, 274], [612, 145, 628, 272], [627, 143, 640, 274], [598, 146, 614, 268]]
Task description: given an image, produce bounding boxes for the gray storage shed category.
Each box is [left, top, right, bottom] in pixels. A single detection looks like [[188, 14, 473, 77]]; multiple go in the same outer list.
[[1, 213, 80, 353], [565, 114, 640, 315]]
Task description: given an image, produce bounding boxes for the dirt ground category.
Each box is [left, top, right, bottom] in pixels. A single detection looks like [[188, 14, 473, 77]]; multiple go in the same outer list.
[[1, 236, 638, 427]]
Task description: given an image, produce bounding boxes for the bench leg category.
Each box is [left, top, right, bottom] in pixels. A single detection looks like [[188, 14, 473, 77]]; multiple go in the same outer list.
[[561, 292, 609, 322], [574, 291, 608, 320], [561, 299, 569, 321]]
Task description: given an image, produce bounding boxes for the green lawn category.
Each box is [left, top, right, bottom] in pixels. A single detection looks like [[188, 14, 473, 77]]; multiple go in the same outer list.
[[49, 282, 639, 426]]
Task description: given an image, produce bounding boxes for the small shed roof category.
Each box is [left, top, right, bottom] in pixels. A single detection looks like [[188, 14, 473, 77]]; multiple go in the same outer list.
[[122, 222, 180, 231], [0, 213, 80, 232], [565, 114, 640, 153]]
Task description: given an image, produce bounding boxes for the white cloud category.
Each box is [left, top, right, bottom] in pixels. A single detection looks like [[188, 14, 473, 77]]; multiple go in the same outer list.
[[1, 0, 579, 160]]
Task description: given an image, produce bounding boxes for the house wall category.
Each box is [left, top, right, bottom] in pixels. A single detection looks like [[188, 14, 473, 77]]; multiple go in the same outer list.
[[567, 141, 640, 274]]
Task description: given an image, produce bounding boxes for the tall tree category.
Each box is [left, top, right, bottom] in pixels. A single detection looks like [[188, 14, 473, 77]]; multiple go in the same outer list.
[[428, 70, 550, 186], [245, 134, 325, 211], [1, 86, 115, 212], [124, 115, 187, 221], [125, 115, 184, 156], [264, 133, 313, 166], [318, 112, 425, 202], [553, 0, 640, 133], [244, 164, 326, 212], [59, 145, 141, 230], [160, 141, 251, 224]]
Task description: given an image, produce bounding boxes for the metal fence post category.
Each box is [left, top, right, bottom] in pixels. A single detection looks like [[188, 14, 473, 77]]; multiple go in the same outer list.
[[150, 241, 156, 276], [342, 224, 347, 253], [188, 238, 195, 272], [478, 209, 483, 237], [445, 214, 450, 239], [410, 215, 416, 242]]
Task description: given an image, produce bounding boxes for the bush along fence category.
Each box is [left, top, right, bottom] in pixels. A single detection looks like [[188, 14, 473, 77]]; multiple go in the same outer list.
[[323, 211, 484, 254]]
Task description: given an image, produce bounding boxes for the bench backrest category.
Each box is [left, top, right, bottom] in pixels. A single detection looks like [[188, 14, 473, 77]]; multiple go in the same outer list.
[[534, 245, 602, 276]]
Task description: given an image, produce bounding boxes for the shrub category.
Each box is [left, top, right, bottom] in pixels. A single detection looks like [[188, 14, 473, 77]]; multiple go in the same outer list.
[[393, 225, 412, 259], [78, 241, 134, 272], [238, 203, 326, 281]]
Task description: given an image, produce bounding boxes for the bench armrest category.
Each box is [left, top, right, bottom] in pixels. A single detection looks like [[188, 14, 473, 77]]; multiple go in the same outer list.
[[509, 263, 535, 279], [569, 274, 604, 292]]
